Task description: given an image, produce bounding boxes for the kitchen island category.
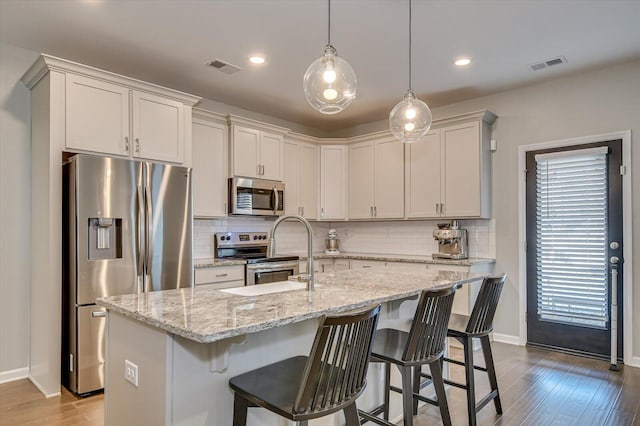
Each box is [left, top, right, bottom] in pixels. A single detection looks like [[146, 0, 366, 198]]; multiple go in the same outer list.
[[97, 269, 484, 425]]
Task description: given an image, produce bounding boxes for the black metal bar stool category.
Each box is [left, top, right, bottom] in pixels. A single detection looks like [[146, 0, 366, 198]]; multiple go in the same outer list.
[[359, 286, 456, 426], [229, 304, 381, 426], [441, 274, 506, 426]]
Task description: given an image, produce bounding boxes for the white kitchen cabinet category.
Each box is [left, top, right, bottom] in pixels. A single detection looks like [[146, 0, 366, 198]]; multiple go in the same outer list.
[[131, 91, 184, 163], [349, 134, 404, 219], [283, 134, 318, 219], [64, 72, 193, 164], [228, 115, 289, 181], [192, 109, 228, 218], [405, 110, 496, 219], [194, 265, 245, 289], [319, 145, 348, 220]]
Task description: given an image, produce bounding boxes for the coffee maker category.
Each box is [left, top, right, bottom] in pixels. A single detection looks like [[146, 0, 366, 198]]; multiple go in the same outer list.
[[432, 220, 468, 260]]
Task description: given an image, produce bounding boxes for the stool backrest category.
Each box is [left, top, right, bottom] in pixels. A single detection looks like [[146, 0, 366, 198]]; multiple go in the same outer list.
[[293, 304, 381, 414], [465, 274, 506, 335], [403, 287, 456, 363]]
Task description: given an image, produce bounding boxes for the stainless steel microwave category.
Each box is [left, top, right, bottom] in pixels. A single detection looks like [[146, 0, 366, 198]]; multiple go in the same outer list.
[[229, 177, 285, 216]]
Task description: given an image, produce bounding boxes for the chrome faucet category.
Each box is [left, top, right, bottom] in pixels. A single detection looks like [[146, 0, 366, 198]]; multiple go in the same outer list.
[[268, 214, 315, 291]]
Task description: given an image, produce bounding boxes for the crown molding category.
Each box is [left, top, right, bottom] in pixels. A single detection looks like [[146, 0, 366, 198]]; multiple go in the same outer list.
[[226, 114, 291, 135], [20, 54, 201, 105], [193, 107, 227, 124]]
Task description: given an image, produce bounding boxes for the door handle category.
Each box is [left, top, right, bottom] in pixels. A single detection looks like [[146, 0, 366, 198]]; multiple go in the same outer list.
[[610, 255, 621, 369], [91, 311, 106, 318], [144, 178, 153, 292], [136, 184, 145, 284], [216, 273, 229, 278]]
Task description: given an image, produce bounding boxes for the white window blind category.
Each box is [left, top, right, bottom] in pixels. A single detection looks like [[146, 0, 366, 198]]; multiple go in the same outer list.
[[534, 147, 608, 329]]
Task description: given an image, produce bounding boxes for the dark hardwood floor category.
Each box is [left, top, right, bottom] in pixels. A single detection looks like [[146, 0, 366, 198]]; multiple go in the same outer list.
[[1, 342, 638, 425]]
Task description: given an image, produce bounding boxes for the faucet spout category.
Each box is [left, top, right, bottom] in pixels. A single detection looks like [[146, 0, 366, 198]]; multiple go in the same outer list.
[[268, 215, 315, 291]]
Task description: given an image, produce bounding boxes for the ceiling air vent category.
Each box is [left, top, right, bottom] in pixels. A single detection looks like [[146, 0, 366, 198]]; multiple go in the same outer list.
[[207, 59, 242, 75], [529, 56, 568, 71]]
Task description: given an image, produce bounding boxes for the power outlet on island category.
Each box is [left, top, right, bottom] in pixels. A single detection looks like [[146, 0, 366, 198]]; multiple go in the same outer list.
[[125, 360, 139, 387]]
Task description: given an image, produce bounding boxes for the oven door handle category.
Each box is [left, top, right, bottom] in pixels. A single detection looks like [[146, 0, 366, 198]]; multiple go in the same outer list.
[[246, 262, 299, 272]]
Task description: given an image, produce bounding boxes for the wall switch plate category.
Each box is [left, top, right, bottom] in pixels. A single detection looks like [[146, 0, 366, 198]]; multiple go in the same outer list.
[[125, 360, 139, 387]]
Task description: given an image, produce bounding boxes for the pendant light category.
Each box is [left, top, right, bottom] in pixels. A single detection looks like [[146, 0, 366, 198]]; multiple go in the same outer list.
[[303, 0, 357, 114], [389, 0, 432, 143]]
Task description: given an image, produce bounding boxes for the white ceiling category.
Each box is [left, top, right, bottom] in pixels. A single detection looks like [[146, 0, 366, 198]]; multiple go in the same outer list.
[[2, 0, 639, 132]]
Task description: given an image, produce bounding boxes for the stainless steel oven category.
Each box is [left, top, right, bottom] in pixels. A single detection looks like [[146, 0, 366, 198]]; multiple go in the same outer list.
[[229, 177, 285, 216], [215, 232, 299, 286]]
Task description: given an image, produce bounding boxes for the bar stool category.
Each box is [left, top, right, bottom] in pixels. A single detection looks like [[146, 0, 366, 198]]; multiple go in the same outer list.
[[442, 274, 506, 426], [359, 286, 457, 426], [229, 304, 381, 426]]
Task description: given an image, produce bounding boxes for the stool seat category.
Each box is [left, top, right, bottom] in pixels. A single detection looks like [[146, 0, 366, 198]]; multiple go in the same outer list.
[[229, 356, 309, 421]]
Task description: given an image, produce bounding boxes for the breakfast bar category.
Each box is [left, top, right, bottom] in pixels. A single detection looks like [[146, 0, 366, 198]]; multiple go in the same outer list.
[[97, 269, 484, 426]]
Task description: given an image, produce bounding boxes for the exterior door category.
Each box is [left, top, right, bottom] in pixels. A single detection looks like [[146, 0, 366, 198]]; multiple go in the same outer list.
[[526, 140, 623, 359]]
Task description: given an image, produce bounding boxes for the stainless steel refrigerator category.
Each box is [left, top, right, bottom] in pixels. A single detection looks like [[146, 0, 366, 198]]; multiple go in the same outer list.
[[62, 154, 193, 395]]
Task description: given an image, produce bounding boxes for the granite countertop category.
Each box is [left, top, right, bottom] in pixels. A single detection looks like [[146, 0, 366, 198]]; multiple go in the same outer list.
[[299, 252, 495, 266], [194, 258, 247, 268], [97, 269, 484, 344]]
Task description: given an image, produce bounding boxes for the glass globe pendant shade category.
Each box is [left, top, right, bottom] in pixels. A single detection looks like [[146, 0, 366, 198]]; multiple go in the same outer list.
[[303, 45, 357, 114], [389, 90, 432, 143]]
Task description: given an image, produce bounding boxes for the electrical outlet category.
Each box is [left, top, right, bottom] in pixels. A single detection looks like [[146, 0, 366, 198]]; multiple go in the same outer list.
[[125, 360, 139, 387]]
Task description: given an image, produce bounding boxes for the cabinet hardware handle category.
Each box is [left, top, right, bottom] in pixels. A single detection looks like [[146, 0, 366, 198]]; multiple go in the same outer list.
[[261, 165, 265, 175], [436, 203, 439, 215], [362, 265, 371, 268], [374, 206, 377, 217], [321, 207, 324, 217], [91, 311, 106, 318], [135, 138, 140, 153], [125, 136, 129, 152], [301, 206, 304, 217], [440, 203, 444, 215], [216, 273, 228, 278], [257, 164, 261, 176], [370, 206, 373, 217]]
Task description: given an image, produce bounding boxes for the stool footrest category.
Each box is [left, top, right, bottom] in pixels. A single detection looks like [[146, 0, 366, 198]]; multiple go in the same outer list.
[[442, 357, 488, 372], [476, 390, 499, 412], [358, 407, 393, 426], [413, 393, 439, 407], [442, 378, 468, 390]]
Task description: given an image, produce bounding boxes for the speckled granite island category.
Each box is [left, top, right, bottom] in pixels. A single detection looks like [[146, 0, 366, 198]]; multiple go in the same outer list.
[[97, 269, 484, 426]]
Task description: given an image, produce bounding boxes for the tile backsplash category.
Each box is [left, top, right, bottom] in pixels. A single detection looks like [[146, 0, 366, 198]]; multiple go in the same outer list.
[[195, 217, 495, 259]]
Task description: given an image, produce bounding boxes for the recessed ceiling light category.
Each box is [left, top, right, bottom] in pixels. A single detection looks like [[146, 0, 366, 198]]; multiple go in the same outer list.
[[249, 56, 265, 65], [454, 58, 472, 66]]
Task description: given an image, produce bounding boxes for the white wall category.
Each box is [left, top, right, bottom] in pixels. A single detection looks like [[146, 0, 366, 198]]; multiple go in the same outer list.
[[0, 43, 38, 381]]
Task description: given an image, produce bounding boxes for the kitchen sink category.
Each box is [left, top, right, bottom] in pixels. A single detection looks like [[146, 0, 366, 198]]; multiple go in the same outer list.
[[219, 280, 312, 296]]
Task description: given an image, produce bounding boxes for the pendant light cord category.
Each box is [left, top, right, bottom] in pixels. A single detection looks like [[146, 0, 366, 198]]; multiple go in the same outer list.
[[328, 0, 331, 46], [408, 0, 412, 90]]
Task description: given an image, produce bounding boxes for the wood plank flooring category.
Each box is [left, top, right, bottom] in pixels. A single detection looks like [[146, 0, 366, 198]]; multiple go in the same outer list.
[[0, 342, 638, 425]]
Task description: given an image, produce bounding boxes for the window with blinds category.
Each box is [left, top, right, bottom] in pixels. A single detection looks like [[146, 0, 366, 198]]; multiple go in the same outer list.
[[534, 147, 608, 329]]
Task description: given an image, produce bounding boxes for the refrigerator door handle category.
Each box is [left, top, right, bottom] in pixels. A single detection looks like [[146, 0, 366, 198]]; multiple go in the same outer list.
[[144, 176, 153, 293], [136, 183, 146, 291]]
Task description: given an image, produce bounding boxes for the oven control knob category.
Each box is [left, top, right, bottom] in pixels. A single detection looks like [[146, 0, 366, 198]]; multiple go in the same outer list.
[[253, 235, 258, 240]]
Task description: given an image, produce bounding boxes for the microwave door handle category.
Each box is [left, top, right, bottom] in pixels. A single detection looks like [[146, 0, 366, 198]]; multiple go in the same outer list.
[[273, 186, 279, 215]]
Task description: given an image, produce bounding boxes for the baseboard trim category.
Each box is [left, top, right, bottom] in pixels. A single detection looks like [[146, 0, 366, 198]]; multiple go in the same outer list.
[[493, 333, 524, 346], [29, 375, 61, 399], [0, 367, 29, 384], [626, 356, 640, 368]]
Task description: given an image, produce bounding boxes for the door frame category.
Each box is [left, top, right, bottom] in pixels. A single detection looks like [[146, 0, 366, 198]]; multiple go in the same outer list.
[[517, 130, 635, 366]]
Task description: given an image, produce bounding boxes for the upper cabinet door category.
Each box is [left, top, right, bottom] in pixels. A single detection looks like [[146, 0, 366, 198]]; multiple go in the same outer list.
[[405, 130, 441, 218], [348, 142, 375, 219], [65, 74, 130, 156], [283, 140, 300, 215], [259, 132, 283, 181], [192, 118, 228, 218], [132, 91, 184, 164], [232, 126, 260, 178], [374, 138, 404, 219], [442, 122, 481, 217], [320, 145, 347, 220], [299, 143, 319, 220]]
